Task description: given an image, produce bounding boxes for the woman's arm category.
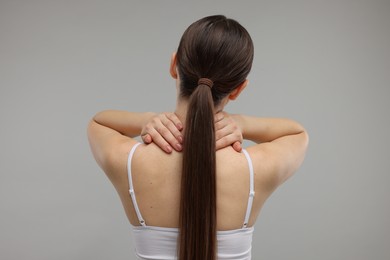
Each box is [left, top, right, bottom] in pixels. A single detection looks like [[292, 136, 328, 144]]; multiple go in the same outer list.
[[87, 111, 151, 176], [230, 114, 309, 187], [93, 110, 156, 138], [87, 111, 162, 179], [94, 110, 184, 153], [231, 114, 307, 143]]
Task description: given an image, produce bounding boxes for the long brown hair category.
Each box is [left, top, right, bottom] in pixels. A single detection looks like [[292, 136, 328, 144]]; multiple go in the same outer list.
[[176, 15, 254, 260]]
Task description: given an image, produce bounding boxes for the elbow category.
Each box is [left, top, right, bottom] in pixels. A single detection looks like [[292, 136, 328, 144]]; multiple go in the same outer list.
[[281, 130, 310, 184], [301, 129, 310, 152], [87, 119, 98, 140], [87, 119, 94, 140], [294, 121, 310, 152]]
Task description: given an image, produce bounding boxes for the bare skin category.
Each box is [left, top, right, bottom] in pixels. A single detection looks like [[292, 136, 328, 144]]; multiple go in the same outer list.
[[87, 54, 309, 230]]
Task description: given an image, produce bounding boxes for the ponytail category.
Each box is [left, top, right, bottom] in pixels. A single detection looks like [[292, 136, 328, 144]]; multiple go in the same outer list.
[[175, 15, 254, 259], [178, 81, 216, 260]]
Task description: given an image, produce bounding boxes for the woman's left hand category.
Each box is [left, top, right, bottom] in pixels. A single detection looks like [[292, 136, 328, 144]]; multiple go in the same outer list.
[[214, 112, 243, 152]]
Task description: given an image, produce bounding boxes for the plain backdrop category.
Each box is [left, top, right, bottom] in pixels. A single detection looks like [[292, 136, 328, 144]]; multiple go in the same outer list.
[[1, 0, 389, 259]]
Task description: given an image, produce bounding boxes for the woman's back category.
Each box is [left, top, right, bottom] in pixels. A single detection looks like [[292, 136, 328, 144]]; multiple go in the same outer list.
[[115, 142, 270, 231], [114, 142, 271, 259]]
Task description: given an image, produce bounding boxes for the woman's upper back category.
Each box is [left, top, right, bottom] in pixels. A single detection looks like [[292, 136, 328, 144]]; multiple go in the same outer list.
[[115, 142, 275, 231]]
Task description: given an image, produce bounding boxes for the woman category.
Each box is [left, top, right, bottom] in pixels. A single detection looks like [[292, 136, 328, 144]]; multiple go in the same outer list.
[[88, 15, 308, 260]]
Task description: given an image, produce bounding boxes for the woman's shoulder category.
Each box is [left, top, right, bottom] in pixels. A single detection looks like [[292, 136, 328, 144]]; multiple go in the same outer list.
[[131, 143, 183, 178]]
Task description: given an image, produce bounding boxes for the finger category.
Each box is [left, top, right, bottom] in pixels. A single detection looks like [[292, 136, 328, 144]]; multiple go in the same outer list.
[[215, 123, 235, 141], [165, 113, 183, 131], [214, 113, 234, 131], [214, 112, 225, 123], [216, 136, 232, 150], [147, 127, 173, 153], [216, 134, 242, 151], [155, 120, 182, 152], [141, 134, 152, 144], [215, 116, 232, 131], [162, 117, 183, 144], [214, 119, 225, 131], [232, 141, 242, 152]]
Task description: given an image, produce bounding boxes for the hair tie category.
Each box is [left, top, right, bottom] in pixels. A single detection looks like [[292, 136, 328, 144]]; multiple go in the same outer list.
[[198, 78, 214, 89]]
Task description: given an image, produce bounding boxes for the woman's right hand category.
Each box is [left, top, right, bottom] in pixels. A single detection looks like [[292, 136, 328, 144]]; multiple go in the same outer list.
[[141, 113, 183, 153]]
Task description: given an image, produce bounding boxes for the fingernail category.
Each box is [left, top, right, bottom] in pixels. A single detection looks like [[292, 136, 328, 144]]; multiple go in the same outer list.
[[142, 135, 150, 144], [176, 143, 182, 151], [178, 136, 183, 143], [177, 123, 183, 130], [166, 146, 172, 153]]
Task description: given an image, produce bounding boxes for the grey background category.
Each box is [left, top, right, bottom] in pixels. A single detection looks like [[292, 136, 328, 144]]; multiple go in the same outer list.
[[1, 0, 389, 259]]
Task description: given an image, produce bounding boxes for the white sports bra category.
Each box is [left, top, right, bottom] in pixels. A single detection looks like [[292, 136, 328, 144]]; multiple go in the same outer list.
[[127, 143, 255, 260]]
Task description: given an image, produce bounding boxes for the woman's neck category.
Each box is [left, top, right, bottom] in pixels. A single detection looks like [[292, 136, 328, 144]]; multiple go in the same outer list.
[[174, 99, 188, 125], [174, 97, 226, 127]]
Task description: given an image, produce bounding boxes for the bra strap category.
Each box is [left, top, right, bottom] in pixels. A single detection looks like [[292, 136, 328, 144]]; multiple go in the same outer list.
[[127, 142, 146, 226], [242, 149, 255, 228]]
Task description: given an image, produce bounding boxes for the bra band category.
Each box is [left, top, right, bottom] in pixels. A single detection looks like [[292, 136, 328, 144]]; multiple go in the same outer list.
[[198, 78, 214, 89]]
